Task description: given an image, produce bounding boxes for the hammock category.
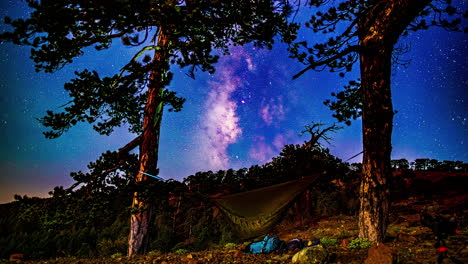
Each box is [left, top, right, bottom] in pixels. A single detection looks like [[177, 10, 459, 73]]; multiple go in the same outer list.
[[211, 174, 321, 239]]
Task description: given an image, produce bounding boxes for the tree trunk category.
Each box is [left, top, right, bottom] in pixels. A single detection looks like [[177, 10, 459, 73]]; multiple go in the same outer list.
[[358, 45, 393, 242], [357, 0, 431, 242], [128, 28, 171, 256]]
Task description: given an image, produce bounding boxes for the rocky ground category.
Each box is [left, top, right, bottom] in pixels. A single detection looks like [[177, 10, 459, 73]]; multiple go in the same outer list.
[[3, 192, 467, 264]]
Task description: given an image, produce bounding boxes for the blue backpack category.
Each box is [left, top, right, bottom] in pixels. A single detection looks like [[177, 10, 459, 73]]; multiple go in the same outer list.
[[245, 235, 282, 254]]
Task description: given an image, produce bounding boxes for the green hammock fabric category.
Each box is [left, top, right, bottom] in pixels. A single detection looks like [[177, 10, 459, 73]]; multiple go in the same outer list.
[[211, 174, 320, 239]]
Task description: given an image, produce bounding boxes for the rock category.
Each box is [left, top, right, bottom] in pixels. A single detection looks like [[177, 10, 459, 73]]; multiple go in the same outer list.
[[364, 243, 396, 264], [396, 232, 417, 243], [9, 254, 24, 261], [292, 245, 329, 264], [341, 239, 349, 248]]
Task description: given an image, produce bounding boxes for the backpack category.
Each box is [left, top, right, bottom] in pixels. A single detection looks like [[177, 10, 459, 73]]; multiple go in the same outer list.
[[245, 235, 282, 254], [286, 238, 304, 252], [263, 235, 282, 253], [246, 240, 264, 254]]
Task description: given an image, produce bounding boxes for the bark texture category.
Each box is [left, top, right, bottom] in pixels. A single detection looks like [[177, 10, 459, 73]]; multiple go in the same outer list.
[[357, 0, 431, 242], [128, 28, 171, 256], [358, 44, 393, 242]]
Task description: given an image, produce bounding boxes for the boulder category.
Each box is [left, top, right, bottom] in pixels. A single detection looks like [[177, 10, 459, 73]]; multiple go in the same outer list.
[[292, 245, 328, 264], [364, 243, 396, 264]]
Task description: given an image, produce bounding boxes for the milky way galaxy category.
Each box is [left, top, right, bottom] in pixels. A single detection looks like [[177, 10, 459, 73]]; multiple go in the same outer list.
[[0, 2, 466, 203]]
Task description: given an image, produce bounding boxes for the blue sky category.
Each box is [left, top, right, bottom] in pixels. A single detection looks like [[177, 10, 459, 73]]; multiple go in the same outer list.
[[0, 1, 466, 203]]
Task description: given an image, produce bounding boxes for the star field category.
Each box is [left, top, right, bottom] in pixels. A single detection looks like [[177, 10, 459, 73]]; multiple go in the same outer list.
[[0, 2, 466, 203]]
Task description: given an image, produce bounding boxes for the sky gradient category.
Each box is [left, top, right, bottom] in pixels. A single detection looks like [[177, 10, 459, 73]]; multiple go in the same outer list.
[[0, 2, 467, 203]]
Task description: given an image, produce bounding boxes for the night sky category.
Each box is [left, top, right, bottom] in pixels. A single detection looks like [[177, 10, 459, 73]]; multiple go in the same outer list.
[[0, 2, 466, 203]]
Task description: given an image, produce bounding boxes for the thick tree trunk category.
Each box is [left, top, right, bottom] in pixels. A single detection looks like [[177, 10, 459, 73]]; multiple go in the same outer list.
[[128, 29, 171, 256], [358, 46, 393, 242], [357, 0, 431, 242]]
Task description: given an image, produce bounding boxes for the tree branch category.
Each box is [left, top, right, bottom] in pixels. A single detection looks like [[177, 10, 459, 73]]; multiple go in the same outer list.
[[66, 135, 141, 192], [81, 31, 126, 47], [293, 45, 360, 79], [118, 135, 142, 159]]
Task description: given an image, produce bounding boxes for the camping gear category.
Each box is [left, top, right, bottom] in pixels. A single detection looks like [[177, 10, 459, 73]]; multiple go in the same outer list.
[[244, 235, 283, 254], [211, 174, 320, 238], [138, 171, 164, 181], [286, 238, 304, 252], [263, 235, 282, 253], [292, 244, 328, 264], [307, 238, 320, 246]]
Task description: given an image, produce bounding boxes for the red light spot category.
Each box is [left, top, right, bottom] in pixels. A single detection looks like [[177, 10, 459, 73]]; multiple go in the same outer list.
[[437, 247, 448, 253], [455, 229, 459, 233]]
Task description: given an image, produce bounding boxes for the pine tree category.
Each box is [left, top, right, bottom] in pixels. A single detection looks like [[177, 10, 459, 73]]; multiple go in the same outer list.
[[290, 0, 464, 242], [1, 0, 297, 255]]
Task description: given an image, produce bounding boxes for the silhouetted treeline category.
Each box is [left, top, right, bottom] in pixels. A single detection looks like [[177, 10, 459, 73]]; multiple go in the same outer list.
[[1, 146, 466, 259], [350, 158, 467, 172]]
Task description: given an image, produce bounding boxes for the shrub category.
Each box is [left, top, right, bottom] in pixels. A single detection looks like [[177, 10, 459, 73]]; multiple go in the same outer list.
[[314, 189, 339, 216], [347, 238, 373, 250], [97, 237, 127, 257], [224, 243, 237, 250], [319, 237, 337, 246], [192, 226, 211, 251], [171, 242, 186, 252], [150, 224, 175, 253], [148, 250, 162, 257], [110, 252, 123, 258], [174, 248, 189, 255]]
